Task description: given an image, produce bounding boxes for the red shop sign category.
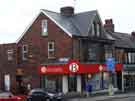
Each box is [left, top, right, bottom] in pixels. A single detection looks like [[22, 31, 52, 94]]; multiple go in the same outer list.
[[38, 60, 123, 75]]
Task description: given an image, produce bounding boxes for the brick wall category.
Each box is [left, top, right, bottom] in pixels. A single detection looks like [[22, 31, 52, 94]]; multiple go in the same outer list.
[[17, 13, 73, 88]]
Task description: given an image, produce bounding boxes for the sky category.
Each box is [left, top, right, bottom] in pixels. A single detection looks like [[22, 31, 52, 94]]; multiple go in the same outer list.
[[0, 0, 135, 43]]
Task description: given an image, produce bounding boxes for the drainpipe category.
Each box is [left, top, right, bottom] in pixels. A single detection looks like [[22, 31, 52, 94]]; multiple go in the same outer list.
[[122, 71, 124, 92]]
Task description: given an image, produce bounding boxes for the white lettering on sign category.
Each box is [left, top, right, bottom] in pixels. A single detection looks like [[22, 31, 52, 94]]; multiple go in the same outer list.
[[69, 63, 79, 72], [41, 66, 64, 74], [47, 68, 63, 73]]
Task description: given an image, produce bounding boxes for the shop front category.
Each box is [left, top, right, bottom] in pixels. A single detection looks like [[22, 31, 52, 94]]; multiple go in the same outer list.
[[38, 60, 122, 93], [122, 64, 135, 92]]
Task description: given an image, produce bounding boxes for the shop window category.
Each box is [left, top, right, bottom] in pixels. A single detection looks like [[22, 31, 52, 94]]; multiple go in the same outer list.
[[43, 75, 62, 92], [41, 19, 48, 36], [89, 73, 100, 90], [7, 49, 13, 61], [22, 45, 28, 61], [48, 41, 55, 59], [103, 72, 109, 89]]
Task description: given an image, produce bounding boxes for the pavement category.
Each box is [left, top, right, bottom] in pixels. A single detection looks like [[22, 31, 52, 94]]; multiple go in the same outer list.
[[66, 92, 135, 101]]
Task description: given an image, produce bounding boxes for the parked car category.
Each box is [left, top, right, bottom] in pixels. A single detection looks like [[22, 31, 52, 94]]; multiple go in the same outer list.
[[0, 92, 27, 101], [27, 88, 64, 101]]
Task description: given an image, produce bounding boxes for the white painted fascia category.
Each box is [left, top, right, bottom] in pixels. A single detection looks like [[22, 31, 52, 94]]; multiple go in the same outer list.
[[41, 9, 72, 37]]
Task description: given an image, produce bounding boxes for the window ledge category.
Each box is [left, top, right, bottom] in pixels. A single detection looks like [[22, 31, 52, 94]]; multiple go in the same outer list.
[[48, 57, 56, 59]]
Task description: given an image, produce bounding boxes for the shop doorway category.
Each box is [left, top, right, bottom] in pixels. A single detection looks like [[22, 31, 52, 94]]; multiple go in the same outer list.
[[41, 75, 62, 92], [68, 75, 77, 92]]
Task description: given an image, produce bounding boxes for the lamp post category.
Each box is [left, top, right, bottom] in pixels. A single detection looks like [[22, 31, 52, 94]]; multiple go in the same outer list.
[[99, 65, 103, 89]]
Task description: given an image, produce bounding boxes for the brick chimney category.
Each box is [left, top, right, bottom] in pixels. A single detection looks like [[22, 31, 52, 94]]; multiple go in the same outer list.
[[104, 19, 114, 32], [60, 6, 74, 17], [131, 31, 135, 38]]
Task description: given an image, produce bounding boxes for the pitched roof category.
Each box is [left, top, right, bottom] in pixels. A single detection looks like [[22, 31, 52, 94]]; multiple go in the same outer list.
[[108, 31, 135, 49], [16, 9, 115, 43], [41, 9, 98, 37]]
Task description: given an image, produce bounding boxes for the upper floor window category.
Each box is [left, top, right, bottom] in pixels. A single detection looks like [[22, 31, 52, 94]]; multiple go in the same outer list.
[[128, 52, 132, 63], [91, 22, 101, 37], [7, 49, 13, 61], [133, 53, 135, 63], [91, 23, 95, 36], [41, 19, 48, 36], [88, 44, 99, 62], [96, 24, 100, 37], [22, 45, 28, 61], [48, 41, 55, 59], [131, 52, 135, 63], [104, 45, 113, 60], [105, 50, 113, 60]]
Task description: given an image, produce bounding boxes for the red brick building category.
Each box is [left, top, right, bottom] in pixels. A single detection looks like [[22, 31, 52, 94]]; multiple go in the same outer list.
[[0, 6, 134, 93]]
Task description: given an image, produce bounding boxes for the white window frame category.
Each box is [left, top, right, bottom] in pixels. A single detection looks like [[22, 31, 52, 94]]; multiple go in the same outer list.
[[128, 52, 132, 63], [22, 45, 28, 61], [4, 74, 10, 91], [97, 24, 100, 37], [7, 49, 13, 61], [105, 51, 113, 60], [133, 53, 135, 63], [42, 19, 48, 36], [132, 53, 135, 63], [48, 42, 55, 58], [91, 23, 95, 36]]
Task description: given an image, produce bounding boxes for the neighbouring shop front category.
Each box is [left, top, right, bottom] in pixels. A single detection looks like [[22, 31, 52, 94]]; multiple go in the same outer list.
[[38, 60, 122, 93], [122, 64, 135, 92]]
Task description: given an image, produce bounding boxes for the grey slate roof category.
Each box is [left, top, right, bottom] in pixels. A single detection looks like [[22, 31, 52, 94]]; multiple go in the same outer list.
[[43, 9, 107, 36], [108, 31, 135, 49], [42, 9, 115, 41], [42, 9, 98, 37]]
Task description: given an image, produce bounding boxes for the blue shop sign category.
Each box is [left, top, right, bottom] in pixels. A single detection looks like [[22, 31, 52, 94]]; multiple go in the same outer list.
[[106, 58, 115, 72]]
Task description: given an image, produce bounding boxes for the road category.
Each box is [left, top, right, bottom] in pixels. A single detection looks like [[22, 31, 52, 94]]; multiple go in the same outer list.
[[101, 96, 135, 101], [67, 96, 135, 101]]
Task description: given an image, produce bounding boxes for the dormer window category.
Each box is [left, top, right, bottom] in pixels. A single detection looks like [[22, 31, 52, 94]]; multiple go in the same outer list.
[[41, 19, 48, 36], [91, 23, 95, 36], [96, 24, 100, 37], [91, 22, 101, 37]]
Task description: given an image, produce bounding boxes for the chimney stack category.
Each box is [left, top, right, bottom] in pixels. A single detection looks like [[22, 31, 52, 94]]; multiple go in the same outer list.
[[131, 31, 135, 38], [60, 6, 74, 17], [104, 19, 115, 32]]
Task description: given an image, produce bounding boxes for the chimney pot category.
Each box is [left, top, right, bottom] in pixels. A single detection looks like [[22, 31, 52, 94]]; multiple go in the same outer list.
[[60, 6, 74, 17], [131, 31, 135, 37], [104, 19, 114, 32]]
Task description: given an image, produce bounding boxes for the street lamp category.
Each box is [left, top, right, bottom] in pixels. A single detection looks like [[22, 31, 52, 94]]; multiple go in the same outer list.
[[99, 65, 103, 89]]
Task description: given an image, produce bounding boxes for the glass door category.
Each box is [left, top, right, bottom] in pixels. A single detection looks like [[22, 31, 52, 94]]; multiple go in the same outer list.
[[68, 75, 77, 92]]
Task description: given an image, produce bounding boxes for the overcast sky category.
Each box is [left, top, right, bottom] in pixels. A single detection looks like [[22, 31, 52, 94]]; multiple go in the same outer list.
[[0, 0, 135, 43]]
